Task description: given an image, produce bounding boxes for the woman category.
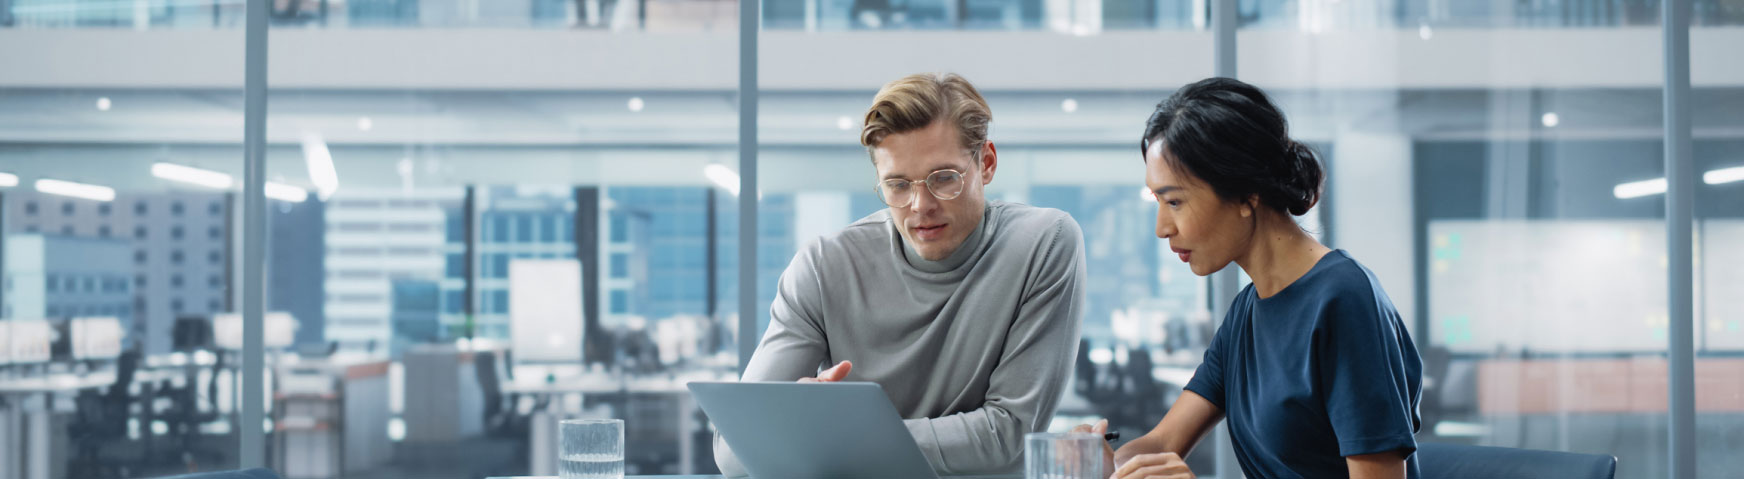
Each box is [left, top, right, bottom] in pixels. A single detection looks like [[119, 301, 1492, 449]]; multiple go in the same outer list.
[[1077, 77, 1423, 479]]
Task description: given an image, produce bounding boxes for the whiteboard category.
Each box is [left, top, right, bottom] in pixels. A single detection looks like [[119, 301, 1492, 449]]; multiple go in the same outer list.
[[509, 259, 584, 363], [1701, 220, 1744, 351], [1428, 220, 1668, 353]]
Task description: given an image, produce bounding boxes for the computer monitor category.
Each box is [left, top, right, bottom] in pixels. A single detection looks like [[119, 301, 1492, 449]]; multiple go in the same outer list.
[[508, 259, 584, 363], [49, 319, 74, 362], [173, 315, 215, 352], [70, 317, 125, 360], [8, 319, 55, 364], [0, 321, 11, 365]]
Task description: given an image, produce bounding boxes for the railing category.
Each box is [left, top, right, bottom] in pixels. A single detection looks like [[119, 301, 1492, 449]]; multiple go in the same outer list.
[[1, 0, 1738, 30]]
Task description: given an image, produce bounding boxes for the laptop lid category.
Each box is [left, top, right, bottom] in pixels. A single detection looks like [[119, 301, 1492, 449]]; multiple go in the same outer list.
[[689, 381, 940, 479]]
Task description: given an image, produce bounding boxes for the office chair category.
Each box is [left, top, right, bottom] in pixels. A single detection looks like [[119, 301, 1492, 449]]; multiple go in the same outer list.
[[1419, 345, 1452, 434], [156, 349, 229, 469], [151, 467, 282, 479], [1416, 442, 1617, 479], [476, 349, 539, 440], [67, 348, 142, 478]]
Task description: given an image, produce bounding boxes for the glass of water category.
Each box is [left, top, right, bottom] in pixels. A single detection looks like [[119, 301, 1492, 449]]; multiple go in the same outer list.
[[560, 419, 624, 479], [1025, 432, 1104, 479]]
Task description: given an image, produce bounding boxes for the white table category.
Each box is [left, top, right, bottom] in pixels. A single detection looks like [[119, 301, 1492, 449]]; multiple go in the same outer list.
[[504, 370, 734, 477], [0, 373, 117, 479], [489, 475, 1022, 478]]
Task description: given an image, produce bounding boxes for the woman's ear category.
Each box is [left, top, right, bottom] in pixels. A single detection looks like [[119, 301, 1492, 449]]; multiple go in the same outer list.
[[1242, 195, 1260, 218]]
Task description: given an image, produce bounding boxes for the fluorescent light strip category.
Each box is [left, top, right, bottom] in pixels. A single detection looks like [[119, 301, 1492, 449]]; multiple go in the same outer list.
[[704, 164, 740, 197], [302, 134, 339, 200], [0, 172, 17, 187], [152, 162, 234, 189], [36, 179, 116, 202], [265, 182, 309, 203], [1613, 178, 1667, 199], [1614, 165, 1744, 199], [1705, 166, 1744, 185]]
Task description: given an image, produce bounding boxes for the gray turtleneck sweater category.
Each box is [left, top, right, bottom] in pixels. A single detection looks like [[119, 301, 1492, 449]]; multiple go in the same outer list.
[[713, 201, 1087, 476]]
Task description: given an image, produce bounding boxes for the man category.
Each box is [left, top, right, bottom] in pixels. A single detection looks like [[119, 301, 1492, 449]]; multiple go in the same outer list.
[[714, 72, 1087, 476]]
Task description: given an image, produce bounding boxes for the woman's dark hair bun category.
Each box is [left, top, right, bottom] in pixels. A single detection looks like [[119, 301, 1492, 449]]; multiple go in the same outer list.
[[1141, 77, 1324, 217], [1279, 140, 1323, 216]]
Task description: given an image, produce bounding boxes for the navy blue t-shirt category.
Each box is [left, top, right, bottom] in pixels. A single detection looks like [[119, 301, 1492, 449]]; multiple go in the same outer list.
[[1184, 250, 1422, 479]]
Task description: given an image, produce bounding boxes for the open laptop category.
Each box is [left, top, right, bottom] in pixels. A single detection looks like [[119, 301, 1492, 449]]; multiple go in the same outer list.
[[689, 381, 942, 479]]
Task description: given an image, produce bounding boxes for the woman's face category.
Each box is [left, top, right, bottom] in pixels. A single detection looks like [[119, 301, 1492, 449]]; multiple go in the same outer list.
[[1145, 140, 1256, 277]]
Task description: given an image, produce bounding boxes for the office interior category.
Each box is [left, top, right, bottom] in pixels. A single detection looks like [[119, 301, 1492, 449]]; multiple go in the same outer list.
[[0, 0, 1741, 478]]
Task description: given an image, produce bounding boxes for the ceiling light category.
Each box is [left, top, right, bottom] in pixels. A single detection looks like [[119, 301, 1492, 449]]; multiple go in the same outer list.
[[152, 163, 234, 189], [36, 179, 115, 202], [301, 134, 339, 200], [1704, 166, 1744, 185], [704, 164, 740, 197], [1613, 177, 1667, 199], [265, 182, 309, 203]]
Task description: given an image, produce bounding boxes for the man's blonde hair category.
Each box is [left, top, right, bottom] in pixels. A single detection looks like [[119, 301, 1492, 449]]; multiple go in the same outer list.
[[860, 73, 992, 163]]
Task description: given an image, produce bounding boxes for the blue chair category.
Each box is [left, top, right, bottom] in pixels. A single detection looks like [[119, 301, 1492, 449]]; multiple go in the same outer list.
[[153, 468, 281, 479], [1417, 443, 1616, 479]]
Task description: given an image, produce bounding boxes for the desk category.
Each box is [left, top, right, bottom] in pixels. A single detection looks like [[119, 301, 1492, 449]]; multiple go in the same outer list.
[[505, 370, 733, 477], [488, 475, 1023, 478], [0, 373, 117, 479], [273, 357, 394, 479]]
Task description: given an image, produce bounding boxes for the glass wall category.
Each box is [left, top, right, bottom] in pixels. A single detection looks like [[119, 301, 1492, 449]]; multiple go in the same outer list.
[[1235, 1, 1737, 477], [1691, 15, 1744, 475], [0, 31, 245, 479], [2, 0, 1739, 478], [754, 19, 1229, 472], [248, 14, 742, 479]]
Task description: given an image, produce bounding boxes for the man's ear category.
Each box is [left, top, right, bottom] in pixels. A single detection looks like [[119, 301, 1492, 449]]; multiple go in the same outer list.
[[979, 141, 998, 185]]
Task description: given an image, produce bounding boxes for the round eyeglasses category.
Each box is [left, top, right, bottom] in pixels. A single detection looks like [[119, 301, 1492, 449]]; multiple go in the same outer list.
[[876, 169, 966, 208]]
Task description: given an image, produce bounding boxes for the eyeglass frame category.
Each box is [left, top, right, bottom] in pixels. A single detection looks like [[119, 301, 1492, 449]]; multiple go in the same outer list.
[[874, 168, 970, 208]]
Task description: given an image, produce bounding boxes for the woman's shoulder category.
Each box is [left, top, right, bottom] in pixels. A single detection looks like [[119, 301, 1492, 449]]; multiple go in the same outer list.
[[1304, 250, 1403, 325]]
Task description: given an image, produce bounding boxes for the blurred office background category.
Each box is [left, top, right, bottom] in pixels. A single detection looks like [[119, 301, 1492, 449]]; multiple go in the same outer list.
[[0, 0, 1740, 477]]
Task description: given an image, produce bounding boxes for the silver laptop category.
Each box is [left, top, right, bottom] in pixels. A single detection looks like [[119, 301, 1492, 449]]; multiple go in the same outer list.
[[689, 381, 941, 479]]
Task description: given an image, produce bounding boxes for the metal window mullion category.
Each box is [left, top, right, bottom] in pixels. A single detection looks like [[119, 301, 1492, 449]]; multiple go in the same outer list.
[[1663, 0, 1695, 478], [737, 0, 760, 374], [1210, 1, 1242, 478], [239, 0, 270, 468]]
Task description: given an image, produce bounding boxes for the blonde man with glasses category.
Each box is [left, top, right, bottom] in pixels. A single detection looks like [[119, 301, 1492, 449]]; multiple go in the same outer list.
[[714, 73, 1088, 476]]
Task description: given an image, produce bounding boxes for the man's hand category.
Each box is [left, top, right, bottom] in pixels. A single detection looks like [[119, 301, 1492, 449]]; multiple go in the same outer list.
[[798, 360, 852, 383], [1070, 419, 1116, 477]]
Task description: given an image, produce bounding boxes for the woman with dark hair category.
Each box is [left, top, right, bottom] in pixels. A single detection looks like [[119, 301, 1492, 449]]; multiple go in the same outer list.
[[1076, 77, 1423, 479]]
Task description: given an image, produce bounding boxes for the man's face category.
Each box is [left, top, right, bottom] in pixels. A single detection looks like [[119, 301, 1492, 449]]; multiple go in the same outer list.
[[871, 120, 997, 261]]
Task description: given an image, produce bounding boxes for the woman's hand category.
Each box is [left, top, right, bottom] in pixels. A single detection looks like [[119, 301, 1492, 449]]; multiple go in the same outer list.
[[1108, 450, 1195, 479], [1069, 419, 1116, 476]]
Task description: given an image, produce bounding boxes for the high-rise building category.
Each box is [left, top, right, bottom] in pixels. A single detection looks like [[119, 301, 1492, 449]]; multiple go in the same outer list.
[[323, 189, 456, 346], [2, 234, 133, 325], [466, 186, 576, 339], [4, 191, 229, 354]]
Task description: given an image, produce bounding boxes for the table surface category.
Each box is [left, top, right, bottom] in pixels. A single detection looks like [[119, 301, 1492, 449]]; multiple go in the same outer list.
[[0, 373, 116, 394], [489, 476, 1022, 479]]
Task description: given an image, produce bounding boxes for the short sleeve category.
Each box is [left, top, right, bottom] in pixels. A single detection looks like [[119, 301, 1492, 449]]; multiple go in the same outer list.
[[1317, 286, 1421, 458], [1184, 288, 1250, 411]]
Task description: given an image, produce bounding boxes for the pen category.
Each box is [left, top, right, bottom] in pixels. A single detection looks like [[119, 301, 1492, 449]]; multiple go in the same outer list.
[[1104, 431, 1120, 442]]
